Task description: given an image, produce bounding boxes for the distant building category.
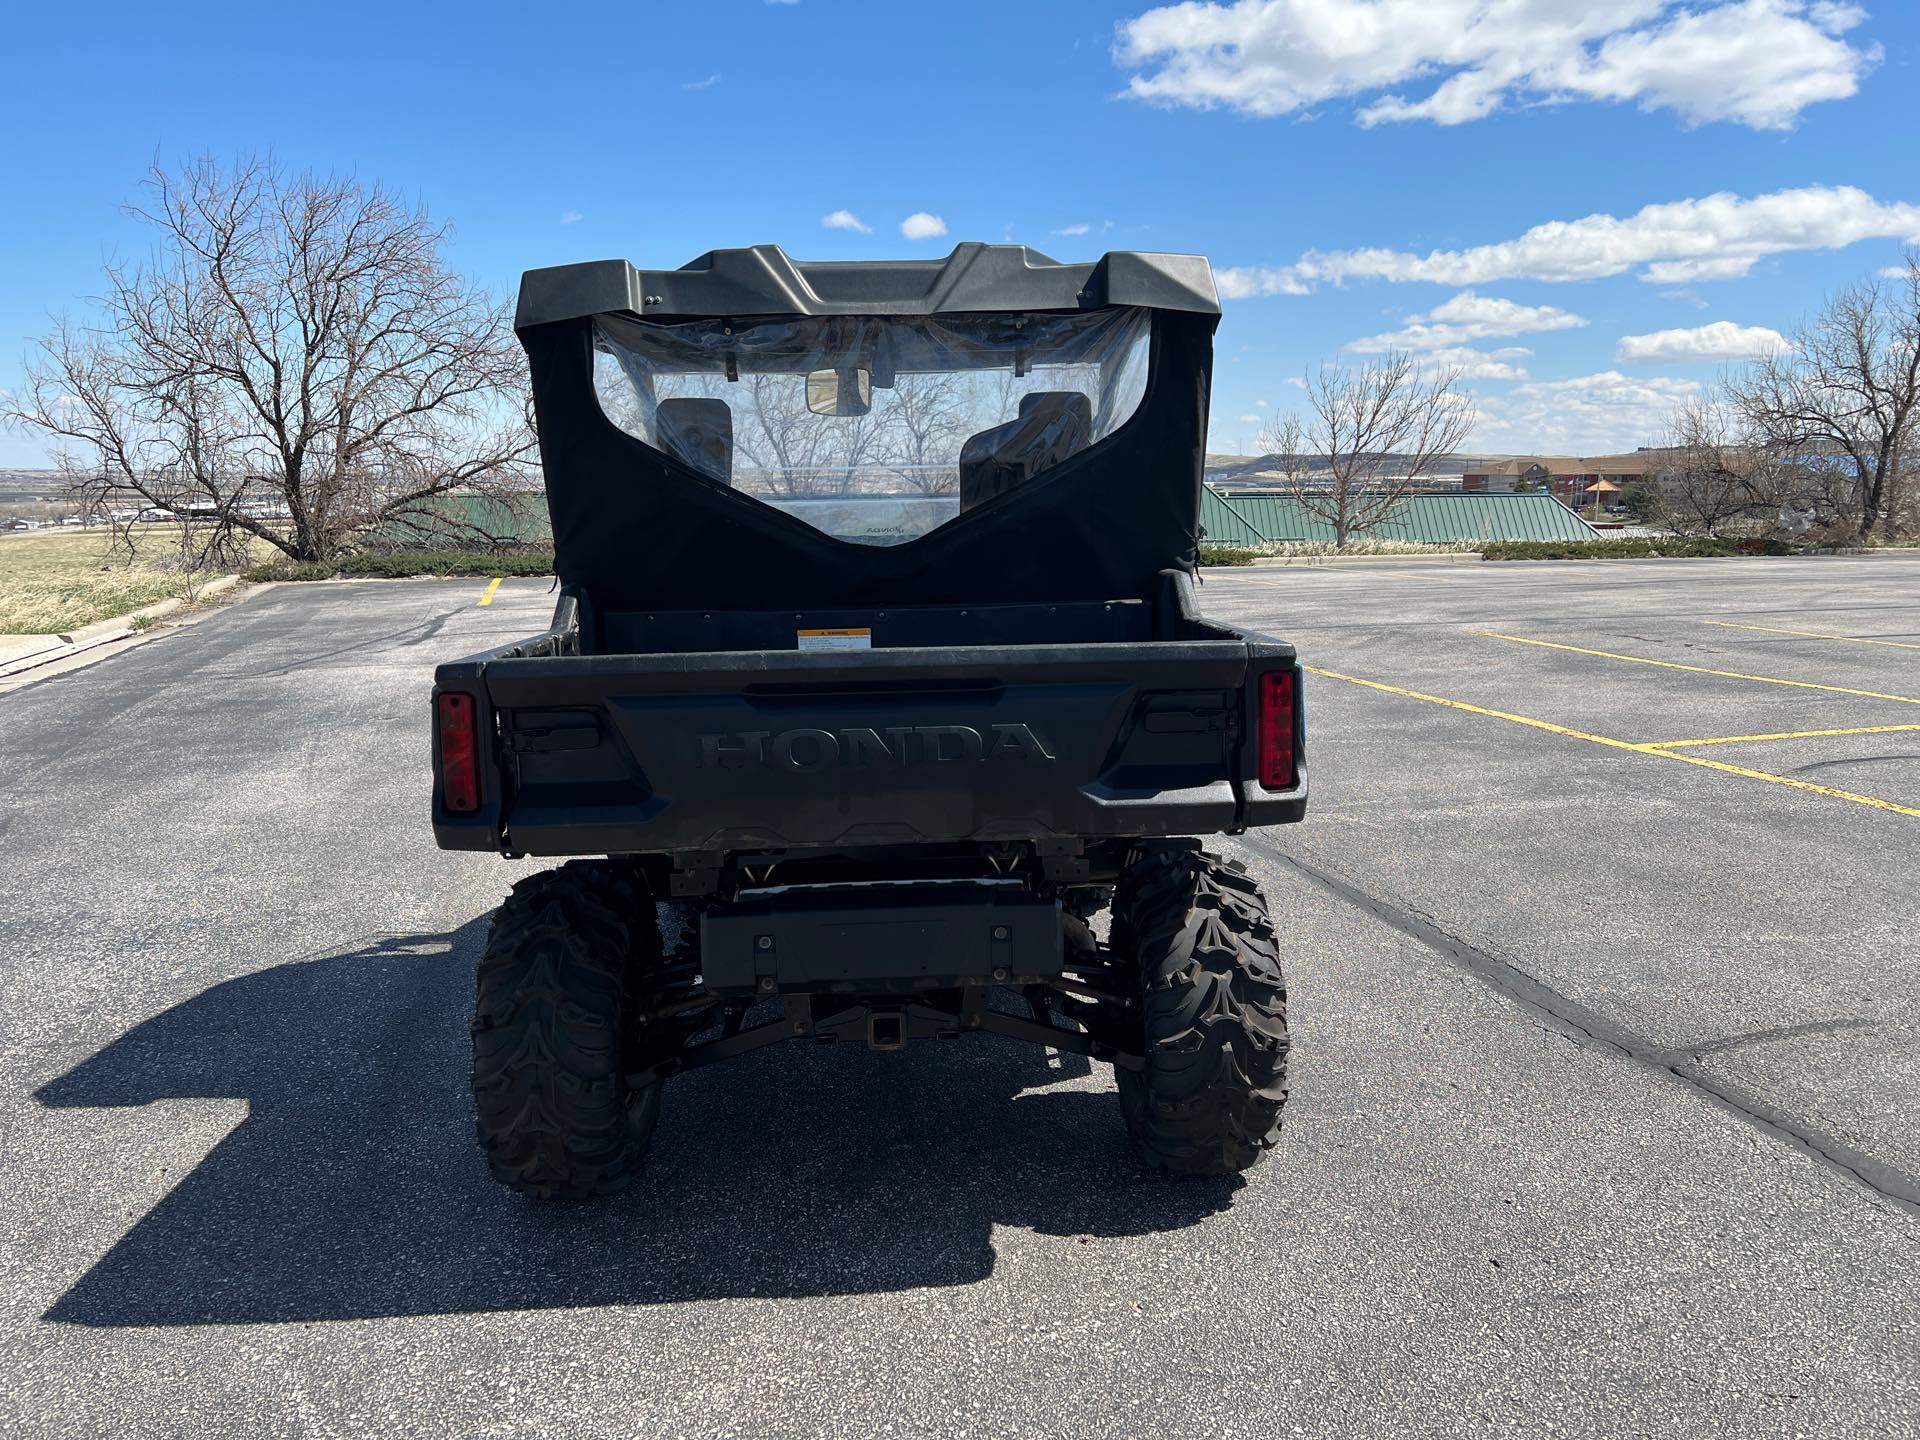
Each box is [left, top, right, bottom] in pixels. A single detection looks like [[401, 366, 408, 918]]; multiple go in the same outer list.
[[1200, 489, 1604, 545], [1462, 453, 1660, 506]]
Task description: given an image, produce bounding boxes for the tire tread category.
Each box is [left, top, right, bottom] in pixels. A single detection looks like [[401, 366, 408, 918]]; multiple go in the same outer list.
[[471, 859, 662, 1200], [1113, 846, 1289, 1175]]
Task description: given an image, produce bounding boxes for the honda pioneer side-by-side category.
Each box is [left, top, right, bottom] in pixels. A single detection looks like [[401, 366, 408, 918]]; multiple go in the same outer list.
[[431, 244, 1308, 1198]]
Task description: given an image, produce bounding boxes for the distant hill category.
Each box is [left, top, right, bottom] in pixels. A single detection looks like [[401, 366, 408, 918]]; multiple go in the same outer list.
[[1204, 452, 1526, 488], [0, 470, 65, 502]]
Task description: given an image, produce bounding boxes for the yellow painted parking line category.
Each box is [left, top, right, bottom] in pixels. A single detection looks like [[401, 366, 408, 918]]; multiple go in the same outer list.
[[1202, 570, 1334, 581], [1302, 667, 1660, 754], [477, 577, 503, 606], [1305, 665, 1920, 820], [1474, 630, 1920, 707], [1637, 749, 1920, 818], [1650, 724, 1920, 749], [1210, 568, 1449, 582], [1704, 619, 1920, 650]]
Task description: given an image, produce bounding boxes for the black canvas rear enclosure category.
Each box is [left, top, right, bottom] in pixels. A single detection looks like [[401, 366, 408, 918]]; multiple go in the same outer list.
[[515, 244, 1222, 620]]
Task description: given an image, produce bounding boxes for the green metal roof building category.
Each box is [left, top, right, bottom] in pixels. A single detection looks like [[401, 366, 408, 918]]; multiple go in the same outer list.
[[386, 487, 1599, 551], [1200, 489, 1602, 546]]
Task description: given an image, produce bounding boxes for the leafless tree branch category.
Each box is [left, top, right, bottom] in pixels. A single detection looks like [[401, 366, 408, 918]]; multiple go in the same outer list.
[[8, 155, 535, 563], [1259, 352, 1476, 547], [1726, 253, 1919, 543]]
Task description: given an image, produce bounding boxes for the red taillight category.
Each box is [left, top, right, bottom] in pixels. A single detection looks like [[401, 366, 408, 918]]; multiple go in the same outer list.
[[1257, 669, 1297, 790], [437, 692, 480, 814]]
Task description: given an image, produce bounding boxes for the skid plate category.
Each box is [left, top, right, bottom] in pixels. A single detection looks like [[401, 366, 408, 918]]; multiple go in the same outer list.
[[700, 884, 1062, 994]]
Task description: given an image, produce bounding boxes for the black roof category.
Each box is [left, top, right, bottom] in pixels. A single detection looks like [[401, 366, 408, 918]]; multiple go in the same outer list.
[[514, 243, 1220, 331]]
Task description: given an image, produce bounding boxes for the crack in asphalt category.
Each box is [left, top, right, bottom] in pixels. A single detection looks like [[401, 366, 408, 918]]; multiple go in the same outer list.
[[1680, 1017, 1877, 1059], [1790, 754, 1920, 774], [1239, 836, 1920, 1219]]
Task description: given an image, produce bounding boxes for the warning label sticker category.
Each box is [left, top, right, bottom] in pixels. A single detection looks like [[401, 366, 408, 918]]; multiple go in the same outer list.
[[797, 627, 873, 652]]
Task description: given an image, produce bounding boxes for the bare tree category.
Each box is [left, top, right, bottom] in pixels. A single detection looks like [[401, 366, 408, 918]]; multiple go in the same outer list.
[[10, 156, 533, 564], [733, 373, 843, 497], [883, 371, 968, 495], [1728, 254, 1919, 542], [828, 402, 887, 496], [1260, 353, 1475, 547], [1642, 399, 1785, 536]]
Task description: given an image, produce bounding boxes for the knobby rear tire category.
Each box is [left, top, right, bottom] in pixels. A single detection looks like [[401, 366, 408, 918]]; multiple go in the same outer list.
[[471, 859, 664, 1200], [1112, 846, 1290, 1176]]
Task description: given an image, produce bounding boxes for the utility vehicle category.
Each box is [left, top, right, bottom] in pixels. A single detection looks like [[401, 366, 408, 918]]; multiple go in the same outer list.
[[431, 244, 1307, 1198]]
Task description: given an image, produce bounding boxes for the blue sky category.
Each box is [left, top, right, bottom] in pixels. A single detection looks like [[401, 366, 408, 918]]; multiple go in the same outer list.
[[3, 0, 1917, 464]]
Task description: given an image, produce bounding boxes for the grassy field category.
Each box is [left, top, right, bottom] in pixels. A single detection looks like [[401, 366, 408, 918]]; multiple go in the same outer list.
[[0, 529, 250, 635]]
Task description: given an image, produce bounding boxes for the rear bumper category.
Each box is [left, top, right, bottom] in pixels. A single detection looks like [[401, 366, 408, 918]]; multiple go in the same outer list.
[[430, 590, 1309, 854], [700, 884, 1063, 995]]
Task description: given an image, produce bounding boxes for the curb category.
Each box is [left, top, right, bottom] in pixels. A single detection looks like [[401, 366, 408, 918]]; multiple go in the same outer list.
[[1804, 547, 1920, 558], [0, 574, 247, 684], [1242, 552, 1485, 568]]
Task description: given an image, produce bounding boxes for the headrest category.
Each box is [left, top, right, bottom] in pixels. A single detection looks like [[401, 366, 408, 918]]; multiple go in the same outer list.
[[958, 391, 1094, 511], [1019, 391, 1092, 426], [655, 397, 734, 482]]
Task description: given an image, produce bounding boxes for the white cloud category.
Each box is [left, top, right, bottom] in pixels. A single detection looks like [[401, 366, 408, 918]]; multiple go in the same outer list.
[[1350, 291, 1587, 351], [1254, 399, 1268, 407], [1217, 267, 1312, 299], [1473, 370, 1703, 452], [1616, 320, 1791, 362], [1881, 264, 1912, 279], [559, 211, 583, 226], [682, 73, 721, 90], [1114, 0, 1877, 131], [1216, 185, 1920, 297], [901, 212, 948, 240], [1237, 414, 1262, 423], [1416, 346, 1534, 381], [1659, 287, 1712, 309], [821, 209, 872, 234], [1054, 223, 1091, 237]]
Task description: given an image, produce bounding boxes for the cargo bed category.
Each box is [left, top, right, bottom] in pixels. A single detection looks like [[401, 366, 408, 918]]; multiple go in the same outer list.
[[432, 574, 1305, 857]]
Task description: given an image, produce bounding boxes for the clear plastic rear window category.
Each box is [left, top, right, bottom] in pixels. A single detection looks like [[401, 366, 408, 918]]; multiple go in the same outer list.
[[591, 307, 1151, 545]]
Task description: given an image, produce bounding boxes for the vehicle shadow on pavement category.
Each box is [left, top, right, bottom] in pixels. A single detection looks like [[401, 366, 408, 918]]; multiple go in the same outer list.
[[35, 918, 1239, 1326]]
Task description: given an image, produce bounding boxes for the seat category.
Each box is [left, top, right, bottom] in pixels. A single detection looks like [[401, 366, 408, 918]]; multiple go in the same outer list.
[[655, 397, 734, 483], [958, 391, 1093, 511]]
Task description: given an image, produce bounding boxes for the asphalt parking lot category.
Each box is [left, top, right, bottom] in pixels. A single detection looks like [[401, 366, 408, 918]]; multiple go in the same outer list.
[[2, 555, 1917, 1438]]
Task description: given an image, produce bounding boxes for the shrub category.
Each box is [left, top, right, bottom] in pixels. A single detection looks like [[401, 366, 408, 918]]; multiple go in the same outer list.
[[1479, 537, 1794, 561], [244, 559, 337, 583], [1198, 545, 1261, 566], [339, 547, 555, 578], [1252, 538, 1479, 557], [245, 546, 556, 582]]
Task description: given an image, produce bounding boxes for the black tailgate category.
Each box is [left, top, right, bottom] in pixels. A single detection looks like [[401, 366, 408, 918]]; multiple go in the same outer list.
[[435, 639, 1289, 855]]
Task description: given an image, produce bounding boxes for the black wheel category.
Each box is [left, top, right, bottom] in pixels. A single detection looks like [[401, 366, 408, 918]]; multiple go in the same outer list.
[[1111, 845, 1289, 1175], [471, 859, 665, 1199]]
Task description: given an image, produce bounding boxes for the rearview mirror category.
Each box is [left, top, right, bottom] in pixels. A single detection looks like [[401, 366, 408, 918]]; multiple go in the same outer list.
[[805, 367, 872, 417]]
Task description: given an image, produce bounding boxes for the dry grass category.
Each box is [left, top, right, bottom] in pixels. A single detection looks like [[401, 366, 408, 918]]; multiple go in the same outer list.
[[1248, 538, 1483, 557], [0, 528, 251, 635]]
